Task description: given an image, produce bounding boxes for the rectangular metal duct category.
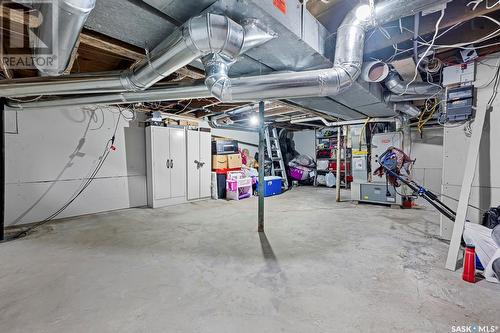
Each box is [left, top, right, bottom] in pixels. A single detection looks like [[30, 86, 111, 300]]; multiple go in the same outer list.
[[200, 0, 394, 119]]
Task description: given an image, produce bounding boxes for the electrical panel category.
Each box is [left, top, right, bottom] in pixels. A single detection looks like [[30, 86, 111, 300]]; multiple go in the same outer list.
[[442, 62, 476, 87], [445, 86, 475, 122]]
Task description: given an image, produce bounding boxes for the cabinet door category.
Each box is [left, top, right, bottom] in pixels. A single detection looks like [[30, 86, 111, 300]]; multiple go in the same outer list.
[[199, 130, 212, 198], [152, 127, 171, 200], [186, 130, 200, 200], [169, 128, 187, 198]]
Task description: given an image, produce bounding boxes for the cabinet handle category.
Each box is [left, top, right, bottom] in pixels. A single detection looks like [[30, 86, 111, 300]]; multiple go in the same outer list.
[[166, 160, 170, 169], [170, 159, 174, 169]]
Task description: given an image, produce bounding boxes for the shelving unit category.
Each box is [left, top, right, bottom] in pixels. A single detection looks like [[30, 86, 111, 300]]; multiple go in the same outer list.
[[314, 128, 352, 188]]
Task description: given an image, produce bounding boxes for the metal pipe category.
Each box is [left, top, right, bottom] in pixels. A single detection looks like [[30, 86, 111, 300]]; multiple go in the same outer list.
[[384, 71, 442, 96], [6, 82, 211, 109], [205, 0, 449, 102], [384, 92, 438, 103], [258, 101, 265, 233], [209, 102, 263, 128], [1, 13, 273, 97], [291, 116, 329, 126], [373, 0, 450, 26], [10, 0, 448, 107], [394, 103, 421, 118], [34, 0, 96, 76], [291, 116, 396, 127]]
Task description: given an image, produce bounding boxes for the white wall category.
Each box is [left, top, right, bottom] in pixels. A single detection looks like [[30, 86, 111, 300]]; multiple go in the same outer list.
[[5, 106, 147, 227], [211, 128, 259, 158], [410, 127, 444, 194], [293, 130, 316, 159], [441, 55, 500, 239]]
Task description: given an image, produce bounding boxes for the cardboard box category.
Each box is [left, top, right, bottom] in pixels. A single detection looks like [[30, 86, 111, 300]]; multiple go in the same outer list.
[[212, 155, 228, 170], [164, 119, 179, 126], [179, 120, 198, 127], [227, 153, 242, 169]]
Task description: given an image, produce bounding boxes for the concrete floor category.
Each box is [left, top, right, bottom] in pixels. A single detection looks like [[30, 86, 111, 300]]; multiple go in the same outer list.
[[1, 187, 499, 333]]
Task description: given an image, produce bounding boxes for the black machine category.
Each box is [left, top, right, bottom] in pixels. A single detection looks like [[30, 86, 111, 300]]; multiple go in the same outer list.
[[212, 139, 239, 155], [377, 148, 457, 222]]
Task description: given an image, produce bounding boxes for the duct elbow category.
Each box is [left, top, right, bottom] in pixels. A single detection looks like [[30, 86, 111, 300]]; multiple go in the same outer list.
[[384, 71, 442, 96], [395, 103, 421, 118], [202, 54, 233, 102], [206, 77, 232, 102]]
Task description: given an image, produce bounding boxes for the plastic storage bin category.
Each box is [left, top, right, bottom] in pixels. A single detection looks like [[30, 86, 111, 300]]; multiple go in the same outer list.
[[288, 167, 304, 181]]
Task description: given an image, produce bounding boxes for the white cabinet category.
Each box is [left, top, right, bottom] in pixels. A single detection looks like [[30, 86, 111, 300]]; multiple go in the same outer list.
[[187, 128, 212, 201], [146, 126, 187, 208]]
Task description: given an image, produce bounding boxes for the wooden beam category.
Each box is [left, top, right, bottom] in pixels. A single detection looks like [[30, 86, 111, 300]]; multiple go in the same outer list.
[[79, 32, 143, 62], [0, 5, 41, 28], [174, 67, 205, 80], [79, 31, 205, 79], [445, 105, 488, 271], [0, 41, 13, 79], [64, 37, 80, 74], [264, 107, 297, 117], [0, 6, 204, 79]]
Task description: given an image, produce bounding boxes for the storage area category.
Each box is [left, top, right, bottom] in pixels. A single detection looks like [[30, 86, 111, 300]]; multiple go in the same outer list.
[[2, 0, 500, 331]]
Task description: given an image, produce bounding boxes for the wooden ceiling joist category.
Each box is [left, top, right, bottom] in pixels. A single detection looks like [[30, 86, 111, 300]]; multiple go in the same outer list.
[[0, 4, 205, 79]]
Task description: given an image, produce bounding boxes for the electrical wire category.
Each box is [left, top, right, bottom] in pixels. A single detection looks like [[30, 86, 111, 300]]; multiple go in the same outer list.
[[467, 0, 500, 10], [417, 100, 439, 134], [402, 9, 446, 95], [417, 15, 500, 50], [11, 112, 123, 240]]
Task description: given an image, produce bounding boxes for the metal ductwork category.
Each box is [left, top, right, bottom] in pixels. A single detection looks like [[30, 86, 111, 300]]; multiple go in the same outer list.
[[8, 0, 447, 109], [394, 102, 421, 118], [361, 61, 390, 83], [34, 0, 96, 76], [384, 92, 437, 103], [209, 102, 266, 128], [7, 82, 211, 109], [290, 116, 397, 127], [194, 0, 449, 102], [384, 70, 442, 96], [1, 13, 273, 97]]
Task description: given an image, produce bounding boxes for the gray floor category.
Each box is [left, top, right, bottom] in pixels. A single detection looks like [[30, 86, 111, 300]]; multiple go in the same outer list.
[[1, 187, 499, 333]]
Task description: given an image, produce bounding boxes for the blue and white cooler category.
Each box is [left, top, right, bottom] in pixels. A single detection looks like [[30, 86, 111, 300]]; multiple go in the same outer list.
[[256, 176, 283, 197]]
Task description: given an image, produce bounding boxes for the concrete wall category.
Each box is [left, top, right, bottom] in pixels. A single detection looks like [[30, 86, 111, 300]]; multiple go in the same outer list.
[[293, 130, 316, 159], [5, 106, 147, 227], [410, 127, 444, 194], [441, 55, 500, 239]]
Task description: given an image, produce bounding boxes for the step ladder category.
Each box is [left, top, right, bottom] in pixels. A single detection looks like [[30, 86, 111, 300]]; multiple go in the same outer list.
[[265, 126, 289, 189]]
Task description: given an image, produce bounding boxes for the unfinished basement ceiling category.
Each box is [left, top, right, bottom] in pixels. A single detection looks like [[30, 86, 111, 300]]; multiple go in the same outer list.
[[81, 0, 394, 121], [4, 0, 500, 127]]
